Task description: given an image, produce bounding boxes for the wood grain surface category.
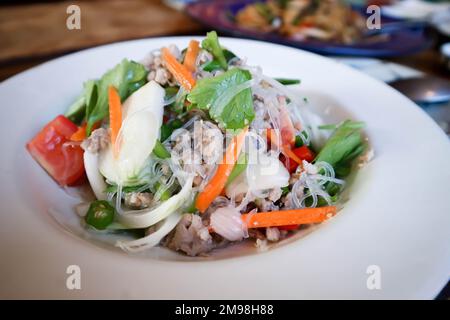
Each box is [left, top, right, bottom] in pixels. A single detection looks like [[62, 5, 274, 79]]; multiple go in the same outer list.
[[0, 0, 202, 62], [0, 0, 447, 82]]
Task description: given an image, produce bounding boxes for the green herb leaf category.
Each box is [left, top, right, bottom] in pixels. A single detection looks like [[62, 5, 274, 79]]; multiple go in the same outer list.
[[187, 68, 255, 129], [160, 118, 183, 142], [201, 50, 237, 72], [202, 31, 228, 70]]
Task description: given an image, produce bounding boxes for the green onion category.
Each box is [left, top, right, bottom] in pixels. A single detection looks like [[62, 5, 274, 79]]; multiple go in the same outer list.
[[153, 140, 171, 159], [275, 78, 301, 85], [226, 153, 248, 186]]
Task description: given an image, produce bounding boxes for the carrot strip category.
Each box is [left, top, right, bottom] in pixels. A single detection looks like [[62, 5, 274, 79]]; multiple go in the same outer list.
[[162, 47, 196, 91], [70, 121, 100, 142], [196, 127, 248, 213], [70, 123, 87, 142], [282, 146, 303, 165], [241, 206, 337, 229], [183, 40, 200, 73], [268, 128, 303, 165], [108, 86, 122, 157]]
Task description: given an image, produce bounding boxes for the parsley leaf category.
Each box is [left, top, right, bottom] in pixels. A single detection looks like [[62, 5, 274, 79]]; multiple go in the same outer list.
[[202, 31, 228, 70], [187, 68, 255, 129]]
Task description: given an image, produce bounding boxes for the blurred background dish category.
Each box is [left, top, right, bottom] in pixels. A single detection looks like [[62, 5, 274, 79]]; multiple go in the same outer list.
[[186, 0, 434, 57], [381, 0, 450, 20]]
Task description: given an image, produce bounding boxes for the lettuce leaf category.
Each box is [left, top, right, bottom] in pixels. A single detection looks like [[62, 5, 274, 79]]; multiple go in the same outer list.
[[85, 59, 147, 135]]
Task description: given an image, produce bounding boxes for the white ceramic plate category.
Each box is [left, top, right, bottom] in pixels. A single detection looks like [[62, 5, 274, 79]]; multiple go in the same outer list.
[[0, 37, 449, 299]]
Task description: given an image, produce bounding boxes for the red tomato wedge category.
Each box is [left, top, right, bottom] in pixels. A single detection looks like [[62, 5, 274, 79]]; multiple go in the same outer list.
[[281, 146, 316, 173], [26, 115, 85, 186]]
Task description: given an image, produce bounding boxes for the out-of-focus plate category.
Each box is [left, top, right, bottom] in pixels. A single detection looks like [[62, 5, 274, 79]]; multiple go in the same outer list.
[[186, 0, 433, 57], [0, 37, 449, 299]]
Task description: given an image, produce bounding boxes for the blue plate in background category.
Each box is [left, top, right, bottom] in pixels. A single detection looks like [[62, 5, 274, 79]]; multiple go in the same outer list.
[[186, 0, 434, 57]]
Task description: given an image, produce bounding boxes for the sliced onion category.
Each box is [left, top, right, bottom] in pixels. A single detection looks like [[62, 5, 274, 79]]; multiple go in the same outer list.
[[116, 175, 194, 228], [116, 212, 182, 253], [83, 151, 107, 200]]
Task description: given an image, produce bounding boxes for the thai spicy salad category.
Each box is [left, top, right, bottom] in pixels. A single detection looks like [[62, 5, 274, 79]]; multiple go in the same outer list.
[[27, 31, 368, 256]]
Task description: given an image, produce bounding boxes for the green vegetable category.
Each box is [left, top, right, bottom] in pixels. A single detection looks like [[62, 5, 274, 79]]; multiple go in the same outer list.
[[281, 186, 290, 197], [254, 2, 275, 22], [153, 140, 171, 159], [85, 59, 148, 135], [85, 200, 115, 230], [275, 78, 301, 86], [186, 193, 198, 213], [202, 31, 228, 70], [165, 87, 179, 101], [187, 68, 255, 129], [314, 120, 366, 177], [155, 182, 172, 201], [318, 121, 364, 131], [160, 118, 183, 142], [295, 131, 310, 147], [65, 95, 85, 124], [105, 184, 147, 194], [64, 80, 98, 124], [295, 135, 304, 147], [117, 176, 194, 228], [202, 49, 237, 72], [226, 152, 248, 186]]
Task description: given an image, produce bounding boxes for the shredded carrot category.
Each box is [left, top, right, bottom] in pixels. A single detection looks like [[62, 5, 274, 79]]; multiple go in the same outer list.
[[70, 122, 100, 142], [162, 47, 196, 91], [267, 128, 303, 165], [196, 127, 248, 213], [108, 86, 122, 157], [70, 123, 87, 142], [241, 206, 337, 229], [183, 40, 200, 73], [282, 146, 303, 165]]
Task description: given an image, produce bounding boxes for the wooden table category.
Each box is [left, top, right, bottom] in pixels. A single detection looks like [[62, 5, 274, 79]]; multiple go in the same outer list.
[[0, 0, 448, 81], [0, 0, 204, 80]]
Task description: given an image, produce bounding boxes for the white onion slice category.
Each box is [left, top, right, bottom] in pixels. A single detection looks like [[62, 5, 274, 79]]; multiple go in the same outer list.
[[116, 175, 194, 228], [83, 151, 107, 200], [116, 212, 182, 253]]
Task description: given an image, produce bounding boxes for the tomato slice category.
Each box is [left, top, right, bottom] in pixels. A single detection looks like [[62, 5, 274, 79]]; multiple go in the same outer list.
[[26, 115, 85, 186], [293, 146, 315, 163], [281, 146, 316, 173]]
